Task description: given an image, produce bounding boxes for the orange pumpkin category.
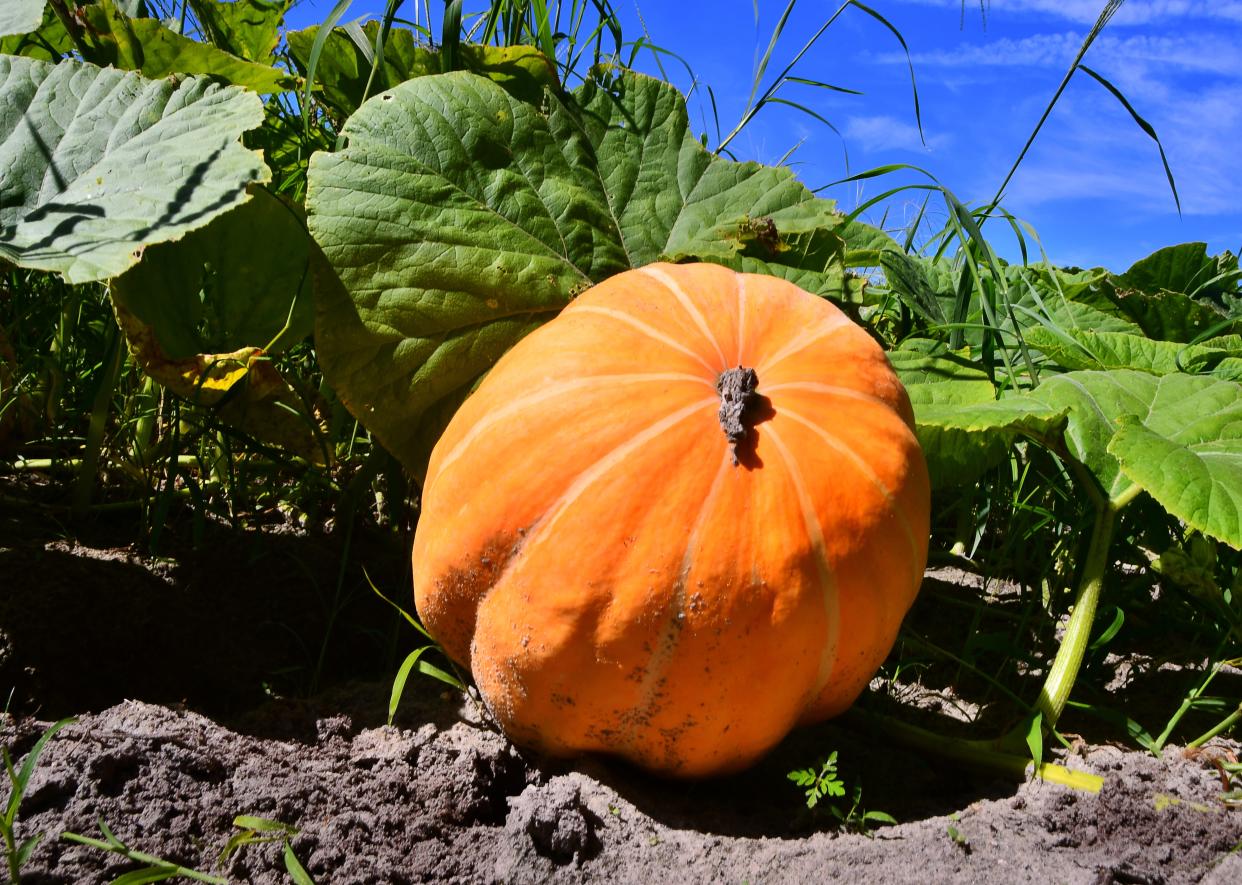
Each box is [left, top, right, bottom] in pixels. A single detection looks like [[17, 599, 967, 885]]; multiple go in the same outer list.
[[412, 262, 929, 777]]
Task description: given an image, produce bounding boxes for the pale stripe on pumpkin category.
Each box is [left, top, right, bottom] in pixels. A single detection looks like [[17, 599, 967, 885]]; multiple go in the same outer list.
[[638, 265, 729, 369], [765, 425, 841, 702], [777, 407, 923, 589], [570, 305, 718, 375], [757, 313, 854, 376], [429, 372, 713, 485], [735, 275, 748, 366]]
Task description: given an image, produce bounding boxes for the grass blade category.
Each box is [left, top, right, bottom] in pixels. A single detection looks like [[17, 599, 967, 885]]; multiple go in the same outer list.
[[283, 842, 316, 885], [302, 0, 355, 139], [1078, 63, 1180, 215], [989, 0, 1123, 206]]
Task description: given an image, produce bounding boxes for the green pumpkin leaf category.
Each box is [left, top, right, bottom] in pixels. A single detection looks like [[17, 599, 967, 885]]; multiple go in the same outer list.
[[1024, 371, 1242, 513], [834, 219, 902, 269], [190, 0, 291, 63], [80, 0, 293, 93], [307, 69, 851, 476], [0, 55, 268, 284], [111, 187, 313, 359], [0, 0, 44, 39], [1115, 242, 1241, 301], [1107, 395, 1242, 549], [1024, 328, 1242, 377], [891, 342, 1063, 487], [110, 188, 320, 460], [287, 23, 557, 116], [880, 250, 949, 323], [0, 3, 70, 61]]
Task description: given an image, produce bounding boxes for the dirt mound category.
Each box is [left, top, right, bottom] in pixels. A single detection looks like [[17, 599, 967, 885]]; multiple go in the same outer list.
[[4, 688, 1238, 884]]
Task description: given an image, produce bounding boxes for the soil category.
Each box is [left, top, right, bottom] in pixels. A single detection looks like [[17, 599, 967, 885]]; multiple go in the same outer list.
[[1, 505, 1239, 883]]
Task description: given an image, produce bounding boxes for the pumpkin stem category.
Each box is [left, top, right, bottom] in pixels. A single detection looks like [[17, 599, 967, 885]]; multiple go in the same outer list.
[[716, 366, 760, 465]]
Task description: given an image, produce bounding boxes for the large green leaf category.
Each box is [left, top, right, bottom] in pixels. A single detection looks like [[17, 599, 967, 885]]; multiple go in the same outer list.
[[307, 69, 853, 475], [1024, 328, 1242, 377], [80, 0, 292, 92], [1108, 396, 1242, 550], [110, 187, 313, 358], [190, 0, 290, 63], [1021, 371, 1242, 515], [0, 0, 44, 39], [0, 55, 269, 284], [893, 343, 1000, 488], [1115, 242, 1240, 301], [287, 24, 557, 116]]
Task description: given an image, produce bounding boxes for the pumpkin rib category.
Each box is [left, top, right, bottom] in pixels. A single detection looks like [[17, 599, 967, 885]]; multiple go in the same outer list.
[[765, 424, 841, 701], [569, 304, 718, 375], [761, 380, 897, 411], [638, 265, 729, 369], [735, 273, 748, 366], [428, 371, 714, 485], [756, 313, 855, 376], [483, 396, 719, 604], [628, 449, 734, 750], [778, 405, 924, 588]]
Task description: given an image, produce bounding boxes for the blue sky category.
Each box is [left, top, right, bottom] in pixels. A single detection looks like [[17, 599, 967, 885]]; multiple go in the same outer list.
[[287, 1, 1242, 273]]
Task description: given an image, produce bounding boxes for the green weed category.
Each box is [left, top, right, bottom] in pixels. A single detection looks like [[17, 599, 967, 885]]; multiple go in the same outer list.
[[2, 718, 73, 884]]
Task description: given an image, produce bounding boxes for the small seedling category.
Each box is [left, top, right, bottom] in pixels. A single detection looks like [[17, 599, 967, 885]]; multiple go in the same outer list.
[[364, 569, 472, 726], [221, 816, 316, 885], [946, 813, 971, 854], [2, 718, 73, 884], [787, 752, 897, 834], [787, 751, 846, 809]]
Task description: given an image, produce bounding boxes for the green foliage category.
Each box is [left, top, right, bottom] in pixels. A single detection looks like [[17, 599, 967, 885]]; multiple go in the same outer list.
[[190, 0, 291, 63], [788, 751, 846, 808], [787, 751, 896, 833], [307, 67, 854, 475], [2, 718, 73, 884], [221, 816, 316, 885], [0, 54, 268, 283], [287, 21, 557, 117], [76, 0, 293, 91], [61, 818, 228, 884]]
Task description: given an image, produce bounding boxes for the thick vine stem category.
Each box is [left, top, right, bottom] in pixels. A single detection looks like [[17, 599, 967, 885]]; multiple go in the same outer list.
[[1035, 504, 1116, 727], [843, 707, 1104, 792]]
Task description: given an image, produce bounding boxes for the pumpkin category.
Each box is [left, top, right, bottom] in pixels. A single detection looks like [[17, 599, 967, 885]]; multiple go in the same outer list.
[[412, 262, 930, 777]]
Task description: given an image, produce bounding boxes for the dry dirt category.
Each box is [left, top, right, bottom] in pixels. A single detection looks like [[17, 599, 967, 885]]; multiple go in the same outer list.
[[0, 515, 1239, 883]]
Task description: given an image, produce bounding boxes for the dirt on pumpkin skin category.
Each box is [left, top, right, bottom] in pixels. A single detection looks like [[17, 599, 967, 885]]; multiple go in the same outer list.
[[1, 514, 1240, 883]]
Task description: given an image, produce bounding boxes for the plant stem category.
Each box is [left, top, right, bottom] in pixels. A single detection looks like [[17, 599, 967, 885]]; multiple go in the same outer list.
[[71, 323, 125, 516], [1188, 701, 1242, 749], [1035, 504, 1115, 728], [844, 707, 1103, 791], [60, 832, 226, 884]]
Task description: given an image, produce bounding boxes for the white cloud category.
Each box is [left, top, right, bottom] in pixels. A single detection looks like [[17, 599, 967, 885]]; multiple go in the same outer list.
[[1001, 83, 1242, 217], [894, 0, 1242, 26], [881, 32, 1242, 77], [843, 115, 951, 152]]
